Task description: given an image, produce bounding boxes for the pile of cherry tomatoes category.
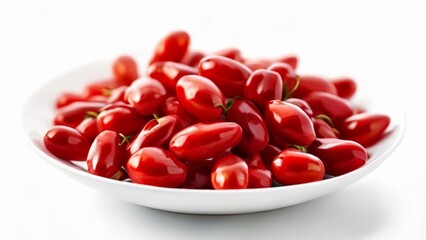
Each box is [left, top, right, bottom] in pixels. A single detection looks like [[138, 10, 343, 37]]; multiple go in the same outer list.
[[44, 31, 390, 189]]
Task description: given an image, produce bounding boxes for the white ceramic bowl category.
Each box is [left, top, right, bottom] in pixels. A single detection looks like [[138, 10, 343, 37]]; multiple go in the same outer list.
[[22, 58, 405, 215]]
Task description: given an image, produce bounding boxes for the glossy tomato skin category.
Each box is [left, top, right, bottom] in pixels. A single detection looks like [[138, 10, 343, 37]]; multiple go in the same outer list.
[[97, 103, 149, 136], [147, 61, 197, 94], [245, 154, 272, 188], [264, 100, 315, 147], [112, 55, 139, 86], [107, 86, 127, 103], [149, 31, 190, 65], [271, 149, 325, 185], [83, 79, 120, 98], [161, 96, 197, 127], [225, 99, 268, 155], [308, 138, 368, 176], [312, 118, 339, 138], [243, 60, 270, 71], [331, 77, 357, 99], [181, 50, 206, 67], [292, 75, 338, 99], [304, 92, 354, 125], [267, 62, 298, 96], [339, 113, 390, 147], [175, 75, 225, 121], [44, 126, 91, 161], [127, 115, 184, 157], [198, 56, 252, 97], [55, 92, 85, 108], [124, 77, 167, 116], [75, 117, 99, 141], [285, 98, 313, 117], [244, 69, 283, 109], [169, 122, 242, 161], [211, 154, 249, 189], [54, 101, 106, 128], [213, 48, 243, 62], [260, 144, 282, 169], [87, 130, 127, 178], [182, 159, 215, 189], [126, 147, 187, 188]]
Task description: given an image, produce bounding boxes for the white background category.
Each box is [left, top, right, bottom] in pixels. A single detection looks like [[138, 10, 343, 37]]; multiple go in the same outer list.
[[1, 0, 425, 239]]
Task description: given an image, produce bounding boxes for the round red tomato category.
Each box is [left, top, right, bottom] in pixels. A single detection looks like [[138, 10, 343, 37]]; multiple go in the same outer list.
[[211, 154, 249, 189]]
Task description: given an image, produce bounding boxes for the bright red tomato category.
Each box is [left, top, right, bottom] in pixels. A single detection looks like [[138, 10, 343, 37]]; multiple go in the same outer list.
[[268, 62, 298, 98], [244, 69, 283, 109], [83, 79, 120, 98], [292, 75, 337, 98], [175, 75, 225, 121], [198, 56, 252, 97], [147, 61, 197, 94], [44, 126, 91, 161], [304, 92, 354, 125], [112, 55, 139, 86], [211, 154, 249, 189], [285, 98, 313, 117], [126, 147, 187, 188], [124, 77, 167, 116], [54, 101, 106, 128], [169, 122, 242, 161], [271, 149, 325, 185], [181, 50, 206, 67], [75, 117, 99, 141], [161, 96, 197, 127], [213, 48, 243, 62], [312, 118, 339, 138], [245, 154, 272, 188], [149, 31, 190, 65], [339, 113, 390, 147], [107, 86, 127, 103], [331, 77, 357, 99], [308, 138, 367, 176], [55, 92, 86, 108], [243, 60, 270, 71]]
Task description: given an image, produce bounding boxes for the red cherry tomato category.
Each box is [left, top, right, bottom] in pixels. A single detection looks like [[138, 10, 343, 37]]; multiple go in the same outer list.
[[149, 31, 190, 65], [312, 118, 339, 138], [245, 154, 272, 188], [285, 98, 313, 117], [54, 101, 106, 128], [126, 147, 187, 188], [264, 100, 316, 147], [181, 50, 206, 67], [339, 113, 390, 147], [182, 159, 215, 189], [124, 77, 167, 116], [267, 62, 298, 97], [244, 69, 283, 109], [331, 77, 357, 99], [274, 55, 298, 70], [259, 144, 281, 169], [213, 48, 243, 62], [147, 61, 197, 94], [211, 154, 249, 189], [107, 86, 127, 103], [97, 103, 149, 136], [225, 99, 269, 155], [75, 117, 99, 141], [87, 130, 127, 178], [161, 96, 197, 127], [271, 149, 325, 185], [112, 55, 139, 85], [308, 138, 367, 176], [243, 60, 270, 71], [44, 125, 91, 161], [175, 75, 225, 121], [304, 92, 354, 125], [169, 122, 242, 161], [127, 115, 184, 157], [55, 92, 85, 108], [292, 75, 338, 99], [198, 56, 252, 98], [83, 79, 120, 98]]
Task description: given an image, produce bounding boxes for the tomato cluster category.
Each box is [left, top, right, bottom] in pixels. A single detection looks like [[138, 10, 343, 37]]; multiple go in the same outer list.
[[43, 31, 390, 189]]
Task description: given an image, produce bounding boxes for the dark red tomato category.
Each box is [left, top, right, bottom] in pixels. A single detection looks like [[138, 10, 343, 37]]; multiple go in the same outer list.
[[97, 103, 149, 136], [126, 147, 187, 188], [339, 113, 390, 147], [149, 31, 190, 65], [75, 117, 99, 141], [182, 159, 215, 189], [55, 92, 85, 108], [245, 154, 272, 188], [243, 60, 270, 71], [44, 125, 91, 161], [112, 55, 139, 86], [226, 99, 268, 155], [198, 56, 252, 97], [260, 144, 281, 169], [264, 100, 315, 146], [161, 96, 197, 127], [124, 77, 167, 116], [267, 62, 298, 98], [312, 118, 339, 138], [181, 50, 206, 67], [304, 92, 354, 125], [83, 79, 120, 98], [127, 115, 184, 157], [244, 69, 283, 109], [292, 75, 337, 99], [211, 154, 249, 189], [308, 138, 367, 176], [213, 48, 243, 62], [107, 86, 127, 103], [54, 101, 106, 128], [331, 77, 357, 99], [271, 149, 324, 185], [147, 61, 197, 94], [285, 98, 313, 117], [87, 130, 127, 178], [175, 75, 225, 121], [169, 122, 242, 161]]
